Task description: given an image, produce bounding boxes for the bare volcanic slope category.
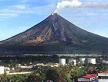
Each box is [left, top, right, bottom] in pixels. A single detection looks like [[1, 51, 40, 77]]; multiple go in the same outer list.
[[0, 13, 108, 55]]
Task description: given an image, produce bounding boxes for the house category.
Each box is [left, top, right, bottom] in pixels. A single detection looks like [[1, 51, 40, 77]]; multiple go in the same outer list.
[[98, 70, 108, 82], [0, 66, 5, 74], [78, 74, 98, 82]]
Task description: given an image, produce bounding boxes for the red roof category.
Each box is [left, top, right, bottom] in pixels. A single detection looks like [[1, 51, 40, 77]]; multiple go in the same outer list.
[[81, 74, 96, 79], [102, 70, 108, 73]]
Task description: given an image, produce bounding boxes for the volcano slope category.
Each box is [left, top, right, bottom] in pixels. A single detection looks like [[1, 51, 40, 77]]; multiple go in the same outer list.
[[0, 13, 108, 56]]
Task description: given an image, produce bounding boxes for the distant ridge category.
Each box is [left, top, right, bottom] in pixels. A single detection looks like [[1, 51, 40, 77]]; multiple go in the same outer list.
[[0, 13, 108, 56]]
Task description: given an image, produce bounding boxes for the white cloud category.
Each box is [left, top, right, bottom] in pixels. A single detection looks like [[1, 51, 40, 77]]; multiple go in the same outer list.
[[0, 3, 55, 19], [54, 0, 108, 13], [13, 5, 27, 10], [0, 13, 17, 17], [80, 2, 108, 9], [55, 0, 82, 13]]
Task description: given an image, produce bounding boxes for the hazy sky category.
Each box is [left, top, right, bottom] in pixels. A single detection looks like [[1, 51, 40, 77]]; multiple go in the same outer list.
[[0, 0, 108, 41]]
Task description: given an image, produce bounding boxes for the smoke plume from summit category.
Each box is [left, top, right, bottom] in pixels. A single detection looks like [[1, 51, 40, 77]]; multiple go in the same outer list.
[[54, 0, 108, 14], [54, 0, 82, 13]]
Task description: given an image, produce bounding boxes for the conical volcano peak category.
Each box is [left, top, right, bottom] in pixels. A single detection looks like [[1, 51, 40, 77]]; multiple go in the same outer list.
[[0, 14, 94, 45], [49, 13, 60, 22], [51, 12, 58, 16], [48, 13, 72, 25], [1, 13, 108, 55], [1, 13, 108, 47]]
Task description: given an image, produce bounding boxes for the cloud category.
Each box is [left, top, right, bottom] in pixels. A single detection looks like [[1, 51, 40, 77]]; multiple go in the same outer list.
[[54, 0, 108, 14], [0, 0, 108, 19], [0, 0, 58, 19], [0, 3, 55, 19], [0, 4, 27, 18], [12, 5, 27, 10], [81, 2, 108, 9], [0, 13, 17, 17], [54, 0, 82, 13]]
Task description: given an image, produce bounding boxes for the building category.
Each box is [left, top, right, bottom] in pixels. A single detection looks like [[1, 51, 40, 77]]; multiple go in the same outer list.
[[78, 74, 98, 82], [98, 70, 108, 82], [0, 66, 5, 74]]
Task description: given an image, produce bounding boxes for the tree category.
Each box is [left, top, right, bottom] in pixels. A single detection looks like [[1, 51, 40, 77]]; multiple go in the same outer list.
[[70, 66, 86, 81], [46, 68, 59, 82]]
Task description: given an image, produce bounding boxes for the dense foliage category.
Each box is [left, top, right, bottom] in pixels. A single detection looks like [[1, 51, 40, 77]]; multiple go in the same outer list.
[[0, 65, 87, 82], [0, 74, 29, 82], [0, 64, 108, 82]]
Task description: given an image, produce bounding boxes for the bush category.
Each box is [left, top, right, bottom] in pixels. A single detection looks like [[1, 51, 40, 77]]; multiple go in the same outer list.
[[0, 74, 29, 82], [0, 65, 86, 82], [46, 68, 59, 82]]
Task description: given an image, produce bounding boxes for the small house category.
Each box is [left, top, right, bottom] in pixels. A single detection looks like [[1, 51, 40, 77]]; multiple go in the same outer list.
[[0, 66, 4, 74], [78, 74, 98, 82], [98, 70, 108, 82]]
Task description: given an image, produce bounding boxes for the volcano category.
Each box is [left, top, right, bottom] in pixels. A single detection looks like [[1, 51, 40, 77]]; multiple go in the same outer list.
[[0, 13, 108, 56]]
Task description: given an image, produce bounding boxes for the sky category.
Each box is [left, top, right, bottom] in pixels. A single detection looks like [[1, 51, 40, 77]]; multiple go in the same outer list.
[[0, 0, 108, 41]]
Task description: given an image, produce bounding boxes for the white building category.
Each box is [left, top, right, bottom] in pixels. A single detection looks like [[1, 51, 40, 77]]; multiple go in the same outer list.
[[59, 58, 66, 65], [88, 58, 96, 64], [0, 66, 5, 74], [98, 71, 108, 82]]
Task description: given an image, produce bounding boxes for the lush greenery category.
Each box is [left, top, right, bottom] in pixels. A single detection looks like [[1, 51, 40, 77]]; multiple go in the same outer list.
[[0, 74, 29, 82], [0, 64, 108, 82], [0, 65, 86, 82]]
